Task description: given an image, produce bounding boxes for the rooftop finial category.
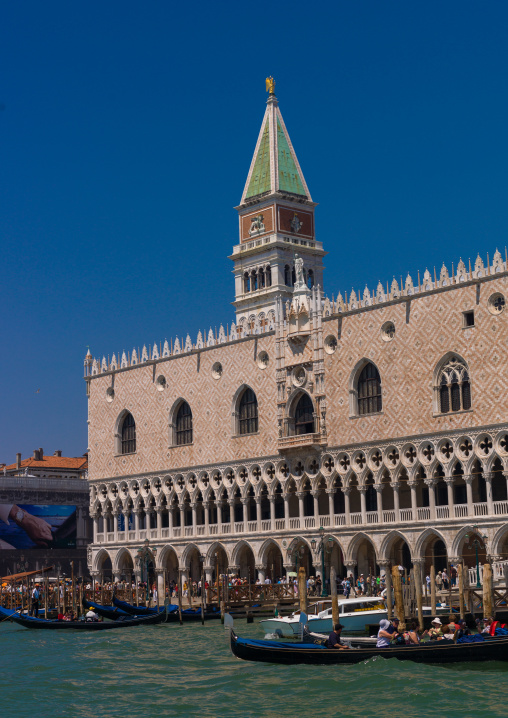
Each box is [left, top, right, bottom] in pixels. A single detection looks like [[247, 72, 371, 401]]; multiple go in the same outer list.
[[265, 76, 275, 95]]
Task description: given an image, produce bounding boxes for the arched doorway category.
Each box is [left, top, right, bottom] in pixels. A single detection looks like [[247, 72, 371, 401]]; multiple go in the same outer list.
[[353, 537, 377, 577], [388, 536, 412, 571], [235, 542, 256, 581], [420, 532, 448, 574]]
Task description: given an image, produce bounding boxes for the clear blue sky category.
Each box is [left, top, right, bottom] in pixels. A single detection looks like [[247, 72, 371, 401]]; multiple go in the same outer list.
[[2, 1, 508, 461]]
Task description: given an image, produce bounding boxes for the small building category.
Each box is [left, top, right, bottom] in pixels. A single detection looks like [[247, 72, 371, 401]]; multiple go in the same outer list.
[[0, 449, 91, 577]]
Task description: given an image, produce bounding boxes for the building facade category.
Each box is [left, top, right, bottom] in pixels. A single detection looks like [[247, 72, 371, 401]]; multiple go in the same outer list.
[[85, 83, 508, 591], [0, 449, 91, 577]]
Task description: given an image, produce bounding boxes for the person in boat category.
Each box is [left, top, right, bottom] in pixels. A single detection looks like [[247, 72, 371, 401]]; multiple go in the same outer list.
[[428, 617, 444, 640], [327, 623, 350, 649], [403, 620, 428, 644], [376, 618, 400, 647], [85, 608, 99, 622], [454, 619, 472, 640]]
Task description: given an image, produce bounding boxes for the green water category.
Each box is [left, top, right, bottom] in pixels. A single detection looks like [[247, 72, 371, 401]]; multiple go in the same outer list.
[[2, 619, 508, 718]]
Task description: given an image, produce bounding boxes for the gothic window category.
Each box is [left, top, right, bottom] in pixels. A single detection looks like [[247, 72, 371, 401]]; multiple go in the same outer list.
[[284, 264, 292, 286], [307, 269, 314, 289], [266, 266, 272, 287], [294, 393, 315, 435], [121, 412, 136, 454], [259, 268, 265, 288], [437, 356, 471, 414], [357, 363, 382, 415], [176, 402, 193, 445], [243, 272, 250, 293], [251, 270, 258, 291], [239, 388, 258, 435]]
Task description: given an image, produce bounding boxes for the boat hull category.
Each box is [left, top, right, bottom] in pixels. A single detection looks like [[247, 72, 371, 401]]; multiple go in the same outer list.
[[112, 596, 221, 621], [0, 605, 169, 630], [230, 631, 508, 665]]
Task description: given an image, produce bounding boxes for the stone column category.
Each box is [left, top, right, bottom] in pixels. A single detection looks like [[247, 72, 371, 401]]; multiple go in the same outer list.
[[168, 506, 174, 536], [179, 505, 186, 530], [112, 510, 119, 542], [327, 489, 335, 525], [283, 495, 290, 526], [156, 507, 163, 537], [146, 510, 154, 534], [122, 509, 131, 536], [393, 483, 400, 521], [217, 501, 223, 526], [255, 497, 262, 531], [504, 473, 508, 502], [203, 501, 210, 535], [228, 499, 235, 526], [297, 491, 305, 526], [91, 513, 98, 542], [445, 478, 454, 511], [465, 476, 474, 517], [133, 510, 141, 539], [311, 490, 319, 523], [484, 472, 495, 516], [425, 479, 436, 520], [375, 485, 383, 523], [343, 487, 351, 525], [345, 561, 357, 580], [255, 565, 266, 583], [156, 568, 164, 605], [269, 496, 276, 531], [359, 487, 367, 524], [204, 565, 213, 585], [241, 498, 249, 532], [409, 480, 418, 518], [191, 503, 197, 534]]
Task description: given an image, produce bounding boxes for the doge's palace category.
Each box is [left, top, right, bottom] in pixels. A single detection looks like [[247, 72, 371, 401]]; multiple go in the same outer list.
[[85, 80, 508, 591]]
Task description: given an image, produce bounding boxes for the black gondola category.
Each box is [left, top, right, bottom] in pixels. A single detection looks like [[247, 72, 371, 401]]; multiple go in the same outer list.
[[82, 597, 130, 621], [0, 605, 169, 630], [112, 596, 222, 621], [229, 629, 508, 665]]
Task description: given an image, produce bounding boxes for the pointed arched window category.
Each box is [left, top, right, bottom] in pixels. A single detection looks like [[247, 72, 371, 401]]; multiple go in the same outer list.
[[294, 393, 315, 435], [437, 356, 471, 414], [239, 388, 258, 435], [121, 412, 136, 454], [176, 402, 193, 445], [357, 363, 382, 415]]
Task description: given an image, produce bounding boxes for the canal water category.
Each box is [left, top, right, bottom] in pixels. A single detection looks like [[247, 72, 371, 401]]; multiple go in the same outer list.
[[1, 619, 507, 717]]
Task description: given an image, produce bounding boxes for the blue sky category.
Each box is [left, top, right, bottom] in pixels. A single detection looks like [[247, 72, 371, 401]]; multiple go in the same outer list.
[[2, 2, 508, 460]]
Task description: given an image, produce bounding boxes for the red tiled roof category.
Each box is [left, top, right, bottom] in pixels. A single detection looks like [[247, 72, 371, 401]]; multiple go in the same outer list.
[[1, 456, 88, 471]]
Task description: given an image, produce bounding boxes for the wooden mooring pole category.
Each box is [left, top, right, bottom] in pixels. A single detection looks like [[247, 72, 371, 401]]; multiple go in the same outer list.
[[458, 563, 465, 620], [392, 565, 405, 631], [483, 563, 494, 619], [385, 566, 392, 620], [430, 565, 436, 616], [330, 565, 339, 628], [298, 567, 307, 614], [414, 562, 424, 631]]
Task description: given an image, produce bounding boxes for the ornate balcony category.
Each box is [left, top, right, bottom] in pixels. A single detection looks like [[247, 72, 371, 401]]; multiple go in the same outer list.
[[278, 432, 326, 451]]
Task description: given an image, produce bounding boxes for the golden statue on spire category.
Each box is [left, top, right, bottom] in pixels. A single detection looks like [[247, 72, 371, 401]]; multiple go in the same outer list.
[[265, 76, 276, 95]]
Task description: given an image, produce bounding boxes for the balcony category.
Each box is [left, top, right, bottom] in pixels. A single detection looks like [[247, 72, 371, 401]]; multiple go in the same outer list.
[[278, 433, 326, 451]]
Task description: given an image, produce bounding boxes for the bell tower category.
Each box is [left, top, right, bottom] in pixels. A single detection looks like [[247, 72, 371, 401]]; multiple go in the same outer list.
[[231, 78, 326, 327]]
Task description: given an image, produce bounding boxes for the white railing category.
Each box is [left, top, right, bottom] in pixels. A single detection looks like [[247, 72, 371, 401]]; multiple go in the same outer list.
[[196, 526, 205, 535], [96, 533, 104, 542], [139, 530, 146, 540], [221, 524, 231, 534], [319, 515, 331, 527], [474, 502, 488, 516], [417, 507, 430, 521], [117, 531, 125, 541], [304, 517, 315, 528], [399, 509, 413, 521], [149, 529, 157, 539], [106, 532, 114, 542], [289, 518, 301, 529], [494, 500, 508, 515], [454, 504, 468, 518], [172, 527, 181, 538], [209, 525, 218, 535], [350, 512, 362, 525], [247, 521, 258, 532], [383, 510, 395, 523], [436, 506, 449, 519], [334, 514, 346, 526], [366, 511, 378, 524], [128, 531, 136, 541], [184, 527, 193, 537], [234, 522, 244, 533], [161, 528, 170, 539], [275, 519, 286, 530], [261, 520, 271, 531]]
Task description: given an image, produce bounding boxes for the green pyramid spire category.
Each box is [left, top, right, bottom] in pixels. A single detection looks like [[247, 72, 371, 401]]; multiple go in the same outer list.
[[277, 119, 306, 196], [245, 120, 271, 199]]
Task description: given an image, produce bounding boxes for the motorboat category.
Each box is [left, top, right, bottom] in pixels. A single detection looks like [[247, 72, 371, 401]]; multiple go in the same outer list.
[[259, 600, 332, 637]]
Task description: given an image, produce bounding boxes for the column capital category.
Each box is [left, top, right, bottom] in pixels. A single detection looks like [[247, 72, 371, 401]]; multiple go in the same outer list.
[[240, 497, 249, 505], [424, 478, 435, 488], [227, 499, 235, 507], [325, 489, 336, 495], [296, 491, 305, 499], [310, 490, 320, 498], [254, 564, 265, 571], [412, 558, 425, 567], [374, 484, 383, 493], [255, 496, 262, 504], [203, 565, 213, 572], [448, 556, 461, 564], [464, 475, 474, 486], [342, 486, 351, 496], [377, 560, 391, 568], [202, 501, 210, 509], [444, 477, 454, 486]]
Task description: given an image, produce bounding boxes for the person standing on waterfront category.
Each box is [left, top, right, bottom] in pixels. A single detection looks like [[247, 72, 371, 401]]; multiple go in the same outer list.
[[31, 585, 40, 617]]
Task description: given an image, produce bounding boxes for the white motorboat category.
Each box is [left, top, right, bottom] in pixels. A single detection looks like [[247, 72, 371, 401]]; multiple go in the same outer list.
[[259, 601, 331, 637]]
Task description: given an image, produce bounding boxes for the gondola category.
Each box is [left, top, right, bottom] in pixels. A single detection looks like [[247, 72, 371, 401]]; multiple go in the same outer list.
[[82, 597, 133, 621], [0, 605, 169, 630], [228, 626, 508, 665], [112, 596, 222, 621]]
